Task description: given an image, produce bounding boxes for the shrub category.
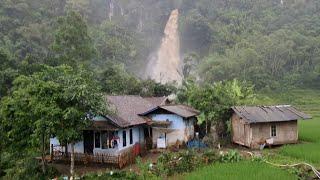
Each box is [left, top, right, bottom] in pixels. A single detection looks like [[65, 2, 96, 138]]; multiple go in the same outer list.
[[219, 150, 242, 163], [155, 150, 203, 177], [251, 155, 264, 162], [1, 154, 59, 180], [136, 157, 157, 180], [202, 149, 218, 164], [175, 150, 200, 173]]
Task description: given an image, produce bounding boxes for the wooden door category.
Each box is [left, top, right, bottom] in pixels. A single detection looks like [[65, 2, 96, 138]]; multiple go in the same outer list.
[[83, 130, 94, 154]]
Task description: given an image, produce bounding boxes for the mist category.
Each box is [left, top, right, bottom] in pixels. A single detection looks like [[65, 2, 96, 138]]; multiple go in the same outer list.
[[0, 0, 319, 89]]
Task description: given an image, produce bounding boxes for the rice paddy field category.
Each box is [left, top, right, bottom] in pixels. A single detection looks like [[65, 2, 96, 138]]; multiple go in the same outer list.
[[180, 161, 296, 180], [179, 89, 320, 179]]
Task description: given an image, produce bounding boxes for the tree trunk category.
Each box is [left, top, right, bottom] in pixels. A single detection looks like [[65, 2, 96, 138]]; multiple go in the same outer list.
[[41, 131, 46, 174], [65, 141, 68, 157], [205, 120, 208, 134], [70, 142, 75, 179]]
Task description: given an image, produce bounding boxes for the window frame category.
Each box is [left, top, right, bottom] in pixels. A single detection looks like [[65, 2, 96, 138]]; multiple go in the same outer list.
[[271, 124, 277, 137], [129, 129, 133, 145], [122, 130, 127, 147]]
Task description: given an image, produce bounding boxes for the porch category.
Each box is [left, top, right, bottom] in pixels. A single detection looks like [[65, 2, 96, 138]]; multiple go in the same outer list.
[[51, 143, 142, 168], [50, 119, 146, 168]]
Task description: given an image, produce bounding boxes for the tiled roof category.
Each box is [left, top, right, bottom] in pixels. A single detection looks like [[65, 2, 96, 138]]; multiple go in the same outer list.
[[140, 104, 200, 118], [143, 96, 168, 106], [106, 96, 165, 127]]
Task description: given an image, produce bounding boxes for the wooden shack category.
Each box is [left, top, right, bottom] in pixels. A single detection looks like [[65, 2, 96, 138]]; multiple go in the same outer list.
[[231, 105, 311, 149]]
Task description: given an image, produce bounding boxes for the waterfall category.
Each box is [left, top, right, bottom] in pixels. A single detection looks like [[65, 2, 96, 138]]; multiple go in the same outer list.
[[145, 9, 183, 85], [108, 0, 114, 21]]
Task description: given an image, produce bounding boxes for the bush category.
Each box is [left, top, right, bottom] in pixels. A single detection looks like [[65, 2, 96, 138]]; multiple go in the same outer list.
[[1, 155, 59, 180], [154, 150, 204, 177], [202, 149, 218, 164], [135, 157, 157, 180], [219, 150, 242, 163]]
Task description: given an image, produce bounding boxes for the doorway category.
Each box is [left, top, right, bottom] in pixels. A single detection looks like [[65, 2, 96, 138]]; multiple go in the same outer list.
[[144, 127, 153, 149], [83, 130, 94, 154]]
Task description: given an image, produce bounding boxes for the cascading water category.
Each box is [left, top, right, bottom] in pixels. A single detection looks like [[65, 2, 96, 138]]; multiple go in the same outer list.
[[108, 0, 114, 21], [145, 9, 183, 85]]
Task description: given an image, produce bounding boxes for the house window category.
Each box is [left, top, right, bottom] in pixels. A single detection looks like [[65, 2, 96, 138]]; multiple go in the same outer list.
[[123, 130, 127, 147], [101, 131, 118, 149], [95, 131, 100, 148], [129, 129, 133, 145], [271, 124, 277, 137]]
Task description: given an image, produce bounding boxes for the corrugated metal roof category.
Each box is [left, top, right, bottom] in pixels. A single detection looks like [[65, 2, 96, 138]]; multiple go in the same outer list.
[[232, 105, 311, 123]]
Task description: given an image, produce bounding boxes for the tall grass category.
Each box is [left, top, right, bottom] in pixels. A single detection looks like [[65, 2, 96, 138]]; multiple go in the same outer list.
[[179, 161, 296, 180], [299, 119, 320, 143], [280, 143, 320, 164]]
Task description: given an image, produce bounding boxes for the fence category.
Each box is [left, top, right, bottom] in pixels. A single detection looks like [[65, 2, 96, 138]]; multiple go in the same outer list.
[[51, 143, 145, 168]]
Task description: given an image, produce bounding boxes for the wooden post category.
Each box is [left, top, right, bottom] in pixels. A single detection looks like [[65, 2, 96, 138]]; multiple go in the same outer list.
[[70, 143, 75, 178], [50, 144, 54, 161], [118, 154, 121, 169]]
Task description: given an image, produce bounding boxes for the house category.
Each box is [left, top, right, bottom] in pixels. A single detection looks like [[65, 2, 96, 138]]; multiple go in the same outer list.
[[50, 95, 199, 166], [140, 104, 199, 148], [231, 105, 311, 149]]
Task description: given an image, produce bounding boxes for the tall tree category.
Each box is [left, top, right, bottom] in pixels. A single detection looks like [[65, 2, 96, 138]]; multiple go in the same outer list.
[[53, 65, 106, 177], [0, 65, 106, 178], [178, 79, 255, 138], [51, 11, 96, 66], [0, 50, 18, 99]]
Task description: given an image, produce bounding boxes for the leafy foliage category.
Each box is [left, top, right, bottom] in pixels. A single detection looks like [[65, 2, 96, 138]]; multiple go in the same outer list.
[[52, 11, 96, 66], [179, 79, 255, 136], [219, 150, 242, 163], [0, 65, 106, 178], [0, 50, 18, 98], [98, 63, 176, 96]]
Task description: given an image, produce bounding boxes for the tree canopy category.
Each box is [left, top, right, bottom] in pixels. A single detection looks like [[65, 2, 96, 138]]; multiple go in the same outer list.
[[0, 65, 106, 178], [178, 79, 255, 136]]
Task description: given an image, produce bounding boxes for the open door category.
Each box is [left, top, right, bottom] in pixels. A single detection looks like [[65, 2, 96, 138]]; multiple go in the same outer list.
[[83, 130, 94, 154]]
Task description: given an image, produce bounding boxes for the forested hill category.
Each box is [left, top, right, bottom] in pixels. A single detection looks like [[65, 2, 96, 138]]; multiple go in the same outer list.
[[1, 0, 320, 90]]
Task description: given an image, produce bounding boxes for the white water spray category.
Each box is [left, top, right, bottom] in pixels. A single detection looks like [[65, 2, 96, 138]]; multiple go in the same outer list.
[[145, 9, 183, 85]]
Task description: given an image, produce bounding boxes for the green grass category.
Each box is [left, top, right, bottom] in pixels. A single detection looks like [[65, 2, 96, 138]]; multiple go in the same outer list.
[[178, 161, 296, 180], [298, 119, 320, 143], [280, 143, 320, 164]]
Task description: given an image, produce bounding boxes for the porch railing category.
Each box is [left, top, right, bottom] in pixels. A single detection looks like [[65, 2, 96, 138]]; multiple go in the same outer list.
[[51, 143, 145, 168]]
